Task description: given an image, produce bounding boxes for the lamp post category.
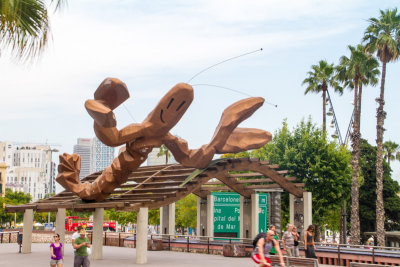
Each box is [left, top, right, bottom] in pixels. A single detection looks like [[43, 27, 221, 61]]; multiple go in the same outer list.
[[45, 148, 59, 226]]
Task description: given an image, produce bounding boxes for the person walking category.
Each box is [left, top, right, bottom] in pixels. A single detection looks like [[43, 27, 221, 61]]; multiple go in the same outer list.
[[304, 225, 317, 258], [50, 233, 63, 267], [254, 230, 285, 267], [73, 229, 91, 267], [282, 224, 294, 256], [268, 225, 279, 255], [292, 226, 300, 257], [72, 225, 83, 245]]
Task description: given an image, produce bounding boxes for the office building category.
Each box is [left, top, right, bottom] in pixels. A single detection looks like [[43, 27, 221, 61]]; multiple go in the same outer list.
[[0, 142, 57, 202], [73, 137, 115, 178]]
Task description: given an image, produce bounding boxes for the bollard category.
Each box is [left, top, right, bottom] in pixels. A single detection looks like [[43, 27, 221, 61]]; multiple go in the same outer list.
[[17, 233, 23, 253]]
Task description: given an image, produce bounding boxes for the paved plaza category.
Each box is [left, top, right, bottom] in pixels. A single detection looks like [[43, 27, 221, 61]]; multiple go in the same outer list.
[[0, 243, 252, 266]]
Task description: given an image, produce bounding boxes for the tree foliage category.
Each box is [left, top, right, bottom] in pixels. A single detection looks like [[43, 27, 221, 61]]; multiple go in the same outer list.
[[359, 139, 400, 235], [175, 194, 197, 229], [105, 209, 137, 226], [0, 0, 66, 61], [0, 188, 31, 226], [251, 119, 352, 235]]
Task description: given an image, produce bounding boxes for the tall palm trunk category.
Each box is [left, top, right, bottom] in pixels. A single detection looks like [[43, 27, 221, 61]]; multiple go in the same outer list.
[[322, 82, 327, 133], [376, 62, 387, 247], [358, 83, 363, 129], [350, 77, 361, 245]]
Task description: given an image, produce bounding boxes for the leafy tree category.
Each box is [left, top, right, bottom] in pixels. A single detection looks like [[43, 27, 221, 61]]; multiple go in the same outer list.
[[0, 189, 31, 226], [175, 194, 197, 232], [105, 209, 137, 227], [359, 139, 400, 238], [336, 44, 380, 244], [252, 119, 352, 240], [0, 0, 66, 61], [363, 8, 400, 246], [148, 208, 160, 226], [383, 141, 400, 166], [302, 60, 342, 133]]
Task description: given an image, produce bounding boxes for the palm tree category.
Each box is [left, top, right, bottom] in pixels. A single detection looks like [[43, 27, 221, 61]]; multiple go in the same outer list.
[[363, 8, 400, 247], [383, 141, 400, 167], [0, 0, 66, 61], [157, 144, 171, 165], [336, 44, 380, 244], [302, 60, 342, 133]]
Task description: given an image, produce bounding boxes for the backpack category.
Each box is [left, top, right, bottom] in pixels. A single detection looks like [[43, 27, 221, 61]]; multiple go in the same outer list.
[[253, 232, 267, 248]]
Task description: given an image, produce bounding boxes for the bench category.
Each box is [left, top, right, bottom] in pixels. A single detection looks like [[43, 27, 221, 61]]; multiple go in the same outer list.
[[269, 255, 289, 266], [350, 263, 389, 267], [287, 257, 319, 267]]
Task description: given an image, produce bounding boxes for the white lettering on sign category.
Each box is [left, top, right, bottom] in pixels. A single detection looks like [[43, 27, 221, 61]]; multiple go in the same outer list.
[[226, 224, 236, 230]]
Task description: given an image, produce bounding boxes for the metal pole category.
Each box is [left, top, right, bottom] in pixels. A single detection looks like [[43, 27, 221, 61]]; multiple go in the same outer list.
[[119, 232, 121, 247], [187, 236, 190, 252], [168, 235, 171, 251], [207, 236, 210, 254], [372, 247, 375, 264], [343, 201, 347, 244], [338, 244, 341, 266]]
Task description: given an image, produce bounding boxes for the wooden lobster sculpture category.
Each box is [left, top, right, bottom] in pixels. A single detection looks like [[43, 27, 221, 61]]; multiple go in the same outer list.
[[56, 78, 272, 201]]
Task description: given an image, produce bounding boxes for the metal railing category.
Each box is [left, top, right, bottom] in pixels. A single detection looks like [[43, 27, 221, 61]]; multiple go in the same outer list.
[[147, 234, 253, 253], [86, 231, 133, 247], [313, 242, 400, 265], [0, 231, 20, 244]]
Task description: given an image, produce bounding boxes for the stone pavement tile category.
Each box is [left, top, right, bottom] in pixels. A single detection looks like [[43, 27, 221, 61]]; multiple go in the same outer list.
[[0, 243, 252, 267]]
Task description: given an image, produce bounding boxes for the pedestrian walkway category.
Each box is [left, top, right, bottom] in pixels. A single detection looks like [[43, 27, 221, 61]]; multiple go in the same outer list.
[[0, 243, 335, 267]]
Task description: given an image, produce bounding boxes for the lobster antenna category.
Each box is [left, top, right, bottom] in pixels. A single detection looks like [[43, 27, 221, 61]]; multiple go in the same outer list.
[[187, 48, 263, 83], [191, 84, 278, 108], [123, 103, 137, 122]]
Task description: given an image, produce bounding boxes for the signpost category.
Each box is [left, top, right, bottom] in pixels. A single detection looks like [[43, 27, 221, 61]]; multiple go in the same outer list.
[[212, 192, 269, 238], [258, 193, 269, 233], [212, 192, 240, 238]]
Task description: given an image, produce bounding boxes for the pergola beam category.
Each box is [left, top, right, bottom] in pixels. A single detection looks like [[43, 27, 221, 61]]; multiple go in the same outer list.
[[5, 157, 305, 213]]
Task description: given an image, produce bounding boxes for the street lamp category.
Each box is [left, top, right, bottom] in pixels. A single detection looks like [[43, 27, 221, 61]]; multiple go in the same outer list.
[[44, 148, 59, 227]]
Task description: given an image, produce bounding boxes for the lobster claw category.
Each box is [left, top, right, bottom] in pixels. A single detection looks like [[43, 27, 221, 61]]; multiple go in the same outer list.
[[85, 78, 130, 128]]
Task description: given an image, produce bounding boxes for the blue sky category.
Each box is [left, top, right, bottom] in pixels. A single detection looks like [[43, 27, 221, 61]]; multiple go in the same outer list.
[[1, 0, 399, 181]]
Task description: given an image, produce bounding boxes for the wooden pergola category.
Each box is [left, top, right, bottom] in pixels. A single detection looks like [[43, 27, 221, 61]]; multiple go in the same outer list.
[[5, 157, 304, 213]]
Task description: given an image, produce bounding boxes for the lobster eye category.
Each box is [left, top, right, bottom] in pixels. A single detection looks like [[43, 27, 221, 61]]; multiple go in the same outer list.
[[176, 101, 186, 111], [167, 98, 174, 109]]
